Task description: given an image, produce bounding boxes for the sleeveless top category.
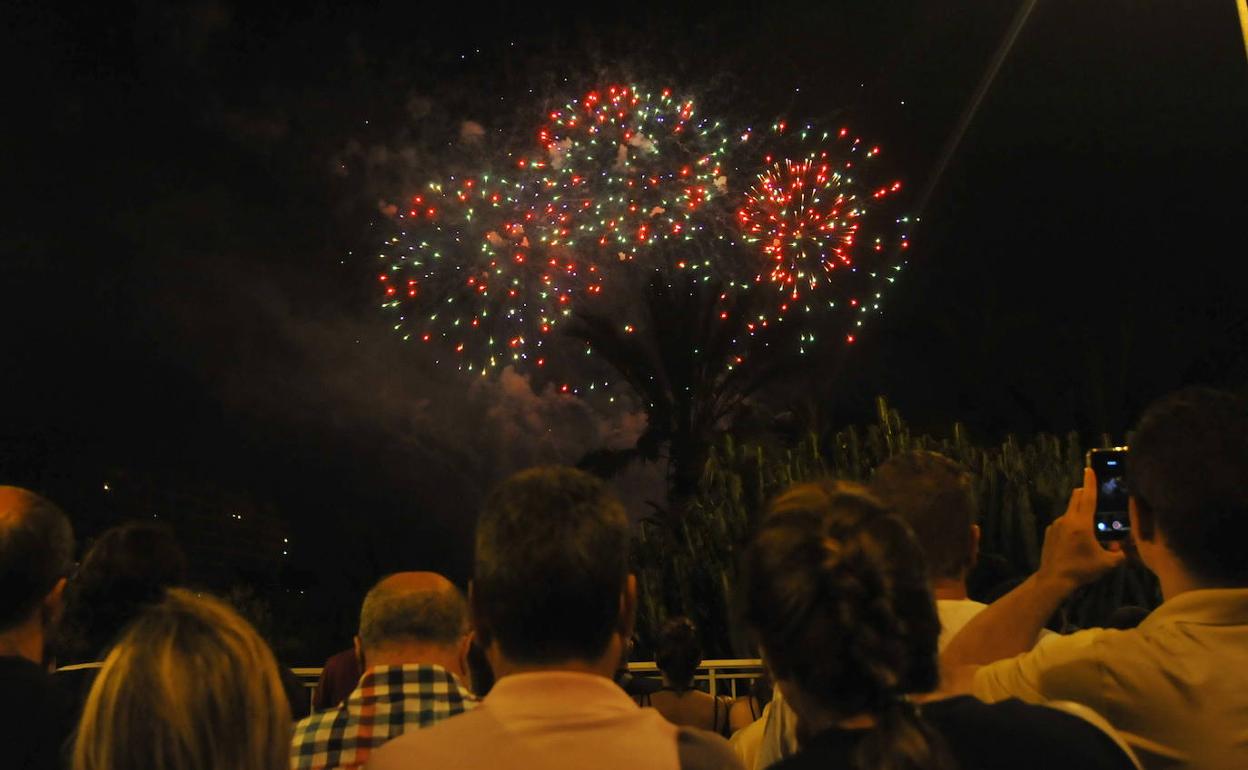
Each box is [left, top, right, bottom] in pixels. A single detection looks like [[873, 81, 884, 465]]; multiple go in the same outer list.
[[637, 685, 730, 736]]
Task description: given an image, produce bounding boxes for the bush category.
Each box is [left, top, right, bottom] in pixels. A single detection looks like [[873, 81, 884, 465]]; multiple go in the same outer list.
[[632, 397, 1160, 656]]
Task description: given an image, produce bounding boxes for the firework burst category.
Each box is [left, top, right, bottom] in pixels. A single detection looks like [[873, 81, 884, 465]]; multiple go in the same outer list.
[[731, 123, 911, 349], [516, 85, 737, 271], [377, 175, 606, 386]]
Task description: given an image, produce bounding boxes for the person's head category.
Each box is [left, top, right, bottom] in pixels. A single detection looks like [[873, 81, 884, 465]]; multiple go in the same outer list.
[[0, 486, 73, 660], [870, 451, 979, 586], [655, 616, 702, 689], [743, 480, 949, 770], [472, 466, 634, 673], [1128, 387, 1248, 588], [353, 571, 470, 677], [73, 588, 290, 770], [60, 521, 188, 660]]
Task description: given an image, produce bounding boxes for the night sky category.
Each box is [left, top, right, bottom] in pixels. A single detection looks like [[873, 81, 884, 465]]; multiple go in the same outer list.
[[4, 1, 1246, 658]]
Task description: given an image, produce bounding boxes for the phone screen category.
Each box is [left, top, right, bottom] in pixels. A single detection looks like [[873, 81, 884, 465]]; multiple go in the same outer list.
[[1089, 448, 1130, 540]]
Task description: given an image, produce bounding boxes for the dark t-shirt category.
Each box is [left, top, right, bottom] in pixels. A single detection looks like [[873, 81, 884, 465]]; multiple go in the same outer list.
[[313, 648, 362, 711], [0, 656, 76, 770], [773, 696, 1135, 770]]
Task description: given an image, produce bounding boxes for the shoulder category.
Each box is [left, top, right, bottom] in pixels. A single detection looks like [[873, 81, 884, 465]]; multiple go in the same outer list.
[[0, 661, 76, 770], [294, 707, 339, 733], [365, 705, 489, 768], [292, 706, 346, 751], [924, 696, 1137, 770], [973, 627, 1120, 703], [677, 726, 744, 770]]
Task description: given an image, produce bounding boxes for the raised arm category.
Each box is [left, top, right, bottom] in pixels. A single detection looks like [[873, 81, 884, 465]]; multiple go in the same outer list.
[[942, 468, 1125, 671]]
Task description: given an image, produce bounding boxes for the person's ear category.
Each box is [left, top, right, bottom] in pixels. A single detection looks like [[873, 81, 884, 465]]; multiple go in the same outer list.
[[353, 635, 365, 671], [969, 524, 982, 568], [467, 581, 492, 648], [618, 574, 638, 641], [455, 631, 474, 680], [42, 576, 67, 618], [40, 577, 68, 629], [1128, 497, 1152, 543]]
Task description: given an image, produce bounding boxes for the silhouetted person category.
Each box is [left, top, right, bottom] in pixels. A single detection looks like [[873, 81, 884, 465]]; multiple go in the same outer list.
[[367, 466, 740, 770], [744, 481, 1138, 770], [748, 450, 1051, 768], [72, 588, 291, 770], [312, 648, 362, 711], [727, 671, 772, 734], [54, 522, 187, 715], [944, 388, 1248, 769], [639, 617, 731, 735], [292, 572, 477, 770], [0, 486, 76, 770]]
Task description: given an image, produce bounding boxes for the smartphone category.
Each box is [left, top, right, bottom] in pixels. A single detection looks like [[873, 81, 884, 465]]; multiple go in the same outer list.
[[1087, 447, 1130, 542]]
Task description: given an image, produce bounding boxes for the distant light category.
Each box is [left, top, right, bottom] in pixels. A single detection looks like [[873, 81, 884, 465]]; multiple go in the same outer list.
[[102, 483, 110, 492]]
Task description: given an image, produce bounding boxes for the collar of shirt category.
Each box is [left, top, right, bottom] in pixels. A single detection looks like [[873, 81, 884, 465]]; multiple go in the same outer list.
[[348, 663, 474, 706], [483, 670, 638, 718], [1139, 587, 1248, 629]]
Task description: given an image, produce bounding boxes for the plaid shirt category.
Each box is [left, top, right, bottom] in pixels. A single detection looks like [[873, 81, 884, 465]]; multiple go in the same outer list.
[[291, 664, 477, 770]]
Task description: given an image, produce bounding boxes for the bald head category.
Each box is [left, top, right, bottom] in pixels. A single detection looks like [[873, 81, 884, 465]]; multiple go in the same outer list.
[[1, 486, 73, 631], [358, 571, 467, 653]]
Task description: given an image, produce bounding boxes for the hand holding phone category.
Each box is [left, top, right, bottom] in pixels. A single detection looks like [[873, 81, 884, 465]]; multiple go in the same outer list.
[[1087, 447, 1130, 544], [1037, 467, 1127, 591]]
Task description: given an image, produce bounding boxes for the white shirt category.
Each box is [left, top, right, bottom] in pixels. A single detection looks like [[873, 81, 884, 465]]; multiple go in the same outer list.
[[366, 671, 739, 770], [937, 598, 989, 650], [974, 588, 1248, 770]]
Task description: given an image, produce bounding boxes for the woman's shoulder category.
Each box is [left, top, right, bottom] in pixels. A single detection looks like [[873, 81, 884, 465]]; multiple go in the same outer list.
[[922, 696, 1138, 770]]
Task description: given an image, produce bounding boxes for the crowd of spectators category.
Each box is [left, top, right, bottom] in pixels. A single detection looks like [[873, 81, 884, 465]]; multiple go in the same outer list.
[[2, 386, 1245, 770]]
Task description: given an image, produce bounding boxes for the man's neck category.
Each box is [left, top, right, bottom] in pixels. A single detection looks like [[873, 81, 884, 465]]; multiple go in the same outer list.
[[489, 639, 621, 682], [0, 619, 44, 665], [931, 577, 969, 601], [364, 644, 462, 676], [1139, 536, 1209, 602], [493, 658, 617, 680], [1154, 561, 1210, 602]]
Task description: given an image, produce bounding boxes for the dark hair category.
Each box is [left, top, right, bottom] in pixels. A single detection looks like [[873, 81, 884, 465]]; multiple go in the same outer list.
[[59, 522, 187, 659], [655, 616, 702, 688], [1128, 387, 1248, 586], [473, 466, 630, 664], [870, 452, 977, 581], [743, 480, 952, 770], [0, 487, 74, 631], [466, 636, 494, 696]]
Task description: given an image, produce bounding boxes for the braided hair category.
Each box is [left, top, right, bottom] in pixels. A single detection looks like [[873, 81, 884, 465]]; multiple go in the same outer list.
[[742, 480, 954, 770]]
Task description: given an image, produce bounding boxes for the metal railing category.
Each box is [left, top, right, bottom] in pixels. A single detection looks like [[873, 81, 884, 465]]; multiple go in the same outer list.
[[291, 658, 765, 707], [622, 658, 765, 698]]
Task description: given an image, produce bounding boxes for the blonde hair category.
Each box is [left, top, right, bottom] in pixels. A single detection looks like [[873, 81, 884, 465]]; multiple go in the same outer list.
[[73, 588, 291, 770]]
